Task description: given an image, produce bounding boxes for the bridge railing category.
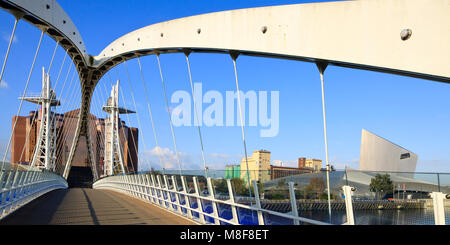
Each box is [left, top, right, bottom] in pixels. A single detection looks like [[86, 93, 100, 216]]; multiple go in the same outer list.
[[0, 168, 68, 220], [93, 172, 331, 225]]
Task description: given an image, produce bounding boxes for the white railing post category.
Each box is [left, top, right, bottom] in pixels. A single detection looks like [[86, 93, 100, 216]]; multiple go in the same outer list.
[[172, 176, 181, 214], [163, 175, 175, 212], [181, 176, 193, 219], [207, 177, 220, 225], [288, 182, 299, 225], [193, 177, 206, 224], [227, 179, 240, 225], [252, 180, 265, 225], [156, 175, 165, 208], [151, 174, 159, 205], [146, 174, 151, 202], [431, 192, 448, 225], [342, 185, 355, 225]]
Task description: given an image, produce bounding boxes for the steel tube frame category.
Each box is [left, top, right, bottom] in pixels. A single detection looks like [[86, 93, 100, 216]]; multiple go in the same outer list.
[[93, 173, 331, 225], [0, 169, 68, 220]]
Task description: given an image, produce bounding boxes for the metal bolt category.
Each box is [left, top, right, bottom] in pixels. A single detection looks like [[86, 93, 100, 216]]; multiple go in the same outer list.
[[261, 26, 267, 34], [400, 29, 412, 41]]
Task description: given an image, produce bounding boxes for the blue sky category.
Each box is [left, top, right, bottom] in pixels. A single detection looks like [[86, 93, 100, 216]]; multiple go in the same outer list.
[[0, 0, 448, 173]]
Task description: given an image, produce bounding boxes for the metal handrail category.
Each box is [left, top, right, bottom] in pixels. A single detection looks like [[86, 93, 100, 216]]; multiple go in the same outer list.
[[0, 169, 68, 220], [93, 173, 331, 225]]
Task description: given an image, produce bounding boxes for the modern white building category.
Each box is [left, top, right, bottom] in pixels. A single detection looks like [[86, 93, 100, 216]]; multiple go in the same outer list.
[[359, 129, 418, 173]]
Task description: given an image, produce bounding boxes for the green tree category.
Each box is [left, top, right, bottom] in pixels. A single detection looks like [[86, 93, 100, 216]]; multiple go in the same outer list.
[[306, 177, 325, 199], [276, 179, 287, 188], [212, 179, 228, 194], [231, 178, 249, 196], [369, 174, 393, 200]]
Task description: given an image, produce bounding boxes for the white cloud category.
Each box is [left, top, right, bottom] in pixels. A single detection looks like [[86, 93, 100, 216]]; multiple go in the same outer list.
[[142, 146, 199, 171], [272, 159, 298, 168], [2, 33, 18, 44], [0, 80, 8, 88]]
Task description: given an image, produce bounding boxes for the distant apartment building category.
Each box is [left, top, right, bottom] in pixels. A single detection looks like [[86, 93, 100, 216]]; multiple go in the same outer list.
[[239, 150, 271, 185], [298, 157, 322, 172], [225, 165, 241, 179], [235, 150, 323, 184], [305, 159, 322, 172], [11, 109, 138, 176], [269, 165, 312, 179]]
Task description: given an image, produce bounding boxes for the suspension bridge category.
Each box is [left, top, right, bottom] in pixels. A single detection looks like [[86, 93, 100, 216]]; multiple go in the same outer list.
[[0, 0, 449, 225]]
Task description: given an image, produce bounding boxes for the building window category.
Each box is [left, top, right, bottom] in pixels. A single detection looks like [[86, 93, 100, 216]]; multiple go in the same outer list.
[[400, 153, 410, 159]]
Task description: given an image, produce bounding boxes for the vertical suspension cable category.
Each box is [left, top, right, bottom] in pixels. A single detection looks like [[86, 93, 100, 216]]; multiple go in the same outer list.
[[2, 30, 44, 169], [17, 103, 40, 167], [55, 79, 80, 174], [0, 18, 19, 86], [54, 71, 78, 172], [230, 53, 253, 203], [46, 41, 59, 75], [317, 62, 332, 223], [136, 57, 164, 170], [52, 66, 75, 154], [53, 51, 67, 89], [184, 52, 208, 178], [52, 67, 75, 172], [119, 63, 153, 172], [156, 54, 183, 176]]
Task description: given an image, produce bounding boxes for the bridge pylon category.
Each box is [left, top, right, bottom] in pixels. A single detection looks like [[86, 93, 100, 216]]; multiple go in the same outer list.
[[20, 67, 60, 171], [102, 80, 135, 176]]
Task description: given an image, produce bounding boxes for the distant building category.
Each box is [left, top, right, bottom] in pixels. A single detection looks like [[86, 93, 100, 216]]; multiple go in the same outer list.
[[359, 129, 418, 174], [269, 165, 312, 180], [11, 109, 139, 176], [305, 159, 322, 172], [298, 157, 306, 168], [225, 165, 241, 179], [239, 150, 271, 185]]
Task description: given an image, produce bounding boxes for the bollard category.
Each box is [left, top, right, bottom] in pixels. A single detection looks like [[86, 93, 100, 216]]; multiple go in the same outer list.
[[342, 185, 355, 225], [430, 192, 447, 225]]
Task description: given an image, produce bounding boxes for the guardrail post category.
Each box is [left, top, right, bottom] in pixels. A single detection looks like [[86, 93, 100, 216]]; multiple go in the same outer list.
[[431, 192, 447, 225], [171, 175, 181, 214], [181, 176, 193, 219], [226, 179, 240, 225], [151, 174, 159, 205], [207, 177, 220, 225], [143, 174, 150, 202], [342, 185, 355, 225], [148, 174, 156, 204], [288, 182, 300, 225], [193, 177, 206, 224], [252, 180, 265, 225], [12, 171, 25, 210], [17, 171, 29, 207], [163, 175, 175, 212], [157, 175, 166, 208]]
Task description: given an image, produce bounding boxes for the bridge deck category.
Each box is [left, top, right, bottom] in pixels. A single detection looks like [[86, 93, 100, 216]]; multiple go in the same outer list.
[[0, 188, 197, 225]]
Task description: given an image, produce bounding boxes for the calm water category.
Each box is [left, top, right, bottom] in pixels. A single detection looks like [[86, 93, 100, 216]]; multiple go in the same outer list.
[[299, 208, 450, 225]]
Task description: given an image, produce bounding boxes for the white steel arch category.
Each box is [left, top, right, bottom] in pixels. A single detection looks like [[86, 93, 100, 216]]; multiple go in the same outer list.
[[1, 0, 449, 180], [94, 0, 450, 83]]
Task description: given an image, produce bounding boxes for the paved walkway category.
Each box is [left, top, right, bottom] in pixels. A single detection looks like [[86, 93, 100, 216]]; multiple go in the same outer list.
[[0, 188, 197, 225]]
